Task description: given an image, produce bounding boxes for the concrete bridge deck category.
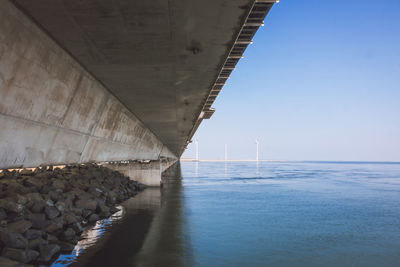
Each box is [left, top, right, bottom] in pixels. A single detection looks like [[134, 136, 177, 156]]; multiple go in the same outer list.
[[0, 0, 275, 184]]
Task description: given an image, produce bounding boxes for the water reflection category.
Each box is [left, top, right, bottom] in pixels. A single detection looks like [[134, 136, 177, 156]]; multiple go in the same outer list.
[[51, 163, 189, 267]]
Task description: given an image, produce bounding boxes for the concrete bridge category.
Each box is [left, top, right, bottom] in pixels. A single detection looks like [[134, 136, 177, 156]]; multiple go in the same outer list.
[[0, 0, 275, 185]]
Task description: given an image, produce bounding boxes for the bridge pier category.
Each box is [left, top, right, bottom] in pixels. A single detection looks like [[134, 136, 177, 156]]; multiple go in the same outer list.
[[103, 159, 177, 187]]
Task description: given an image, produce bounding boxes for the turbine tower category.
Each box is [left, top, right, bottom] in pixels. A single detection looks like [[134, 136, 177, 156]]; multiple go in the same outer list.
[[195, 139, 199, 161], [255, 139, 259, 162]]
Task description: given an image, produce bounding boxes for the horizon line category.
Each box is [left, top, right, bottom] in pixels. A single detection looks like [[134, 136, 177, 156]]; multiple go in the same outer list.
[[180, 158, 400, 164]]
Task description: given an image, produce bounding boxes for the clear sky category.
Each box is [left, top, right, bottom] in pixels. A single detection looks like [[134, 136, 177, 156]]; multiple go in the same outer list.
[[182, 0, 400, 162]]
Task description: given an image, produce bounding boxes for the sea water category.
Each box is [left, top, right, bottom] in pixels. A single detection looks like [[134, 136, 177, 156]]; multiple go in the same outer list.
[[57, 161, 400, 267]]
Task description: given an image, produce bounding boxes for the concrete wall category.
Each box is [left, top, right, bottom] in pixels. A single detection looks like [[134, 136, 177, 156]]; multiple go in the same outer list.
[[104, 159, 177, 186], [0, 1, 176, 169]]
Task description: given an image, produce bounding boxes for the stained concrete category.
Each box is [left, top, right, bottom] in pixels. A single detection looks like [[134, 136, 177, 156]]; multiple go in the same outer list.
[[104, 159, 176, 187], [0, 1, 176, 169], [10, 0, 257, 155]]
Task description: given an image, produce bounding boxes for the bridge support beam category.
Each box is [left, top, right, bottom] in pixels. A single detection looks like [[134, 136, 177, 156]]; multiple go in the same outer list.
[[103, 159, 177, 187]]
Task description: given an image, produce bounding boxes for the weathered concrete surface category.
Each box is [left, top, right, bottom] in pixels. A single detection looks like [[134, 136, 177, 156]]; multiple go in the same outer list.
[[104, 159, 177, 187], [10, 0, 269, 155], [0, 1, 176, 169]]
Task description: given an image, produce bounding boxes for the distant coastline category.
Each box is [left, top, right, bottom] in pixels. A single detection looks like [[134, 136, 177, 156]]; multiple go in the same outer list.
[[180, 158, 400, 164]]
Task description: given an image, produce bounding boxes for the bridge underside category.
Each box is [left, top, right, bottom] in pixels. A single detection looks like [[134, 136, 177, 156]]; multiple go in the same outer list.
[[0, 0, 274, 171]]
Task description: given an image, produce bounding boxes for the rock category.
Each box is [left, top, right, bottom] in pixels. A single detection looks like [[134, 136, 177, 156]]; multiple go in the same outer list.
[[0, 208, 7, 220], [88, 214, 99, 223], [45, 234, 58, 243], [48, 191, 62, 202], [97, 204, 110, 218], [23, 178, 44, 190], [62, 228, 76, 241], [5, 182, 30, 195], [45, 199, 54, 207], [64, 213, 78, 225], [28, 238, 48, 250], [53, 241, 75, 252], [110, 207, 121, 214], [71, 207, 82, 216], [70, 222, 83, 234], [24, 193, 43, 202], [13, 195, 28, 206], [6, 220, 32, 234], [0, 255, 34, 267], [51, 180, 64, 191], [54, 201, 66, 213], [44, 206, 59, 220], [24, 229, 43, 240], [44, 223, 60, 234], [75, 199, 97, 211], [30, 199, 46, 213], [2, 248, 39, 263], [81, 209, 92, 219], [27, 213, 47, 230], [0, 229, 28, 249], [106, 191, 117, 205], [38, 244, 60, 262], [0, 199, 23, 213], [19, 169, 34, 176], [137, 183, 146, 191]]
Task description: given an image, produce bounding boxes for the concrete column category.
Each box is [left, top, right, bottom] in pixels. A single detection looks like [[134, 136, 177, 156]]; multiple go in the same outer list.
[[104, 159, 177, 187]]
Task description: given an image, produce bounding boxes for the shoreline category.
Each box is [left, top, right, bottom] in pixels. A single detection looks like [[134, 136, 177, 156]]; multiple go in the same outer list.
[[0, 164, 145, 266]]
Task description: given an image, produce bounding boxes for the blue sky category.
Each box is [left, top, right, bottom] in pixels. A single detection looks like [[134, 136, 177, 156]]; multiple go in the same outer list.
[[182, 0, 400, 161]]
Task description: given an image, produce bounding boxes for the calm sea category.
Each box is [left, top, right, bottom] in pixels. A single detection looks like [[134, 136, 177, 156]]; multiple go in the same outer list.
[[56, 161, 400, 267]]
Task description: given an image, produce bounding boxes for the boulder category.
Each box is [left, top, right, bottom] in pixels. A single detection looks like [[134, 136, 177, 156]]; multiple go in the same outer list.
[[48, 191, 62, 202], [44, 206, 59, 220], [64, 213, 78, 225], [0, 199, 23, 213], [61, 228, 76, 242], [38, 244, 60, 262], [24, 193, 43, 202], [2, 248, 39, 263], [24, 229, 43, 240], [45, 234, 58, 243], [53, 241, 75, 252], [0, 255, 34, 267], [81, 209, 92, 219], [110, 207, 121, 215], [70, 222, 83, 234], [97, 204, 110, 218], [0, 208, 7, 220], [23, 178, 44, 190], [44, 223, 61, 234], [71, 207, 82, 216], [30, 199, 46, 213], [51, 180, 65, 191], [19, 169, 34, 176], [27, 213, 47, 230], [0, 228, 28, 249], [13, 195, 28, 206], [6, 220, 32, 234], [88, 214, 99, 223], [54, 201, 66, 213], [75, 199, 97, 211], [28, 238, 48, 250]]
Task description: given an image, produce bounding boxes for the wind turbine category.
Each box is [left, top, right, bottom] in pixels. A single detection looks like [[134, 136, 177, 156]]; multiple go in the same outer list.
[[224, 144, 228, 162], [255, 139, 259, 162], [195, 139, 199, 161]]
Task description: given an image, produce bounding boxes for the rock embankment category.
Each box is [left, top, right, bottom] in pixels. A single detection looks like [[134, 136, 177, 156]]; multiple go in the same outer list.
[[0, 164, 145, 266]]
